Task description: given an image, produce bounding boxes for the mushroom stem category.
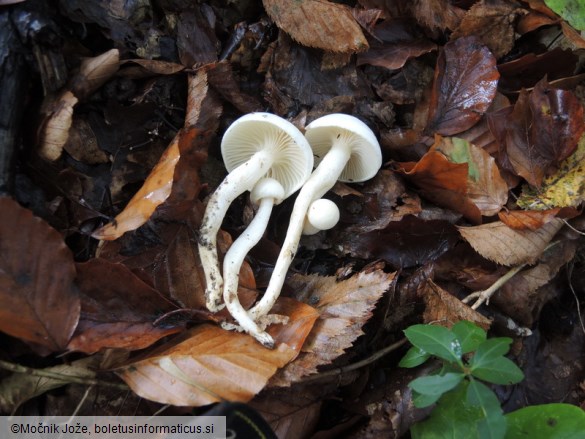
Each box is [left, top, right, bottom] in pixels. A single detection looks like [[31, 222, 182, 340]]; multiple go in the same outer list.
[[199, 150, 273, 312], [222, 196, 276, 348], [248, 140, 351, 320]]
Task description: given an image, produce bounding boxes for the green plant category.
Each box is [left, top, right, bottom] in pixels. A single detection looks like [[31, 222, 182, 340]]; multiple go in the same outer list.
[[399, 321, 585, 438]]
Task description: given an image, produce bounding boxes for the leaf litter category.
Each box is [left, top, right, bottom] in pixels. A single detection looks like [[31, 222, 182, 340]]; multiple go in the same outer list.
[[1, 0, 585, 434]]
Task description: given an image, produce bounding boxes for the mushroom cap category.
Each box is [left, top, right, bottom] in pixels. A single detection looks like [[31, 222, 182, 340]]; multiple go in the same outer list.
[[250, 178, 285, 205], [305, 113, 382, 183], [307, 198, 339, 230], [221, 112, 314, 198]]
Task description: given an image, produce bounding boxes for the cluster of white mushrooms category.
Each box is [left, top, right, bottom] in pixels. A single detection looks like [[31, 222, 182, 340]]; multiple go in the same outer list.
[[198, 112, 382, 348]]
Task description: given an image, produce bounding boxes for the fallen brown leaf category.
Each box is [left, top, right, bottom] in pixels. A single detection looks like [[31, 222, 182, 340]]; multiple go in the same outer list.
[[0, 197, 79, 351], [458, 218, 564, 266], [116, 299, 318, 405], [263, 0, 369, 53], [67, 258, 183, 354], [426, 36, 499, 136], [38, 91, 78, 161], [270, 269, 396, 386]]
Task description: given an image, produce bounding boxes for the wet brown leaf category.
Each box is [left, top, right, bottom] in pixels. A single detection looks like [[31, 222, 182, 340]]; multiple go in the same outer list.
[[458, 218, 564, 266], [119, 59, 185, 77], [425, 36, 499, 136], [451, 0, 524, 59], [0, 197, 79, 351], [394, 150, 482, 223], [67, 258, 183, 354], [117, 299, 318, 405], [270, 269, 396, 386], [357, 40, 437, 71], [419, 279, 491, 329], [263, 0, 369, 53]]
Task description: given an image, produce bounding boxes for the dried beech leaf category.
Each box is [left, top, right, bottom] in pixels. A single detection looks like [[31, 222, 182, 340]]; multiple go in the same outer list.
[[420, 279, 491, 330], [67, 258, 183, 354], [458, 219, 564, 266], [117, 299, 318, 405], [0, 197, 79, 351], [433, 136, 508, 216], [92, 134, 180, 240], [38, 91, 78, 161], [270, 269, 396, 386], [498, 209, 564, 230], [71, 48, 120, 100], [426, 36, 499, 136], [263, 0, 369, 53], [0, 357, 97, 413]]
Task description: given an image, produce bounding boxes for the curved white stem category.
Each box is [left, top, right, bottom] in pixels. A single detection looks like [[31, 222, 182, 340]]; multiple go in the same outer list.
[[222, 197, 275, 348], [199, 150, 273, 312], [248, 141, 351, 320]]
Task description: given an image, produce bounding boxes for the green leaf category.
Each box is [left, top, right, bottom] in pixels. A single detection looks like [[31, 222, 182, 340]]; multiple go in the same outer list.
[[471, 356, 524, 385], [409, 372, 465, 396], [505, 403, 585, 439], [411, 381, 483, 438], [399, 346, 431, 368], [404, 325, 463, 365], [412, 390, 443, 409], [470, 337, 512, 367], [544, 0, 585, 31], [467, 379, 506, 439], [452, 321, 487, 354]]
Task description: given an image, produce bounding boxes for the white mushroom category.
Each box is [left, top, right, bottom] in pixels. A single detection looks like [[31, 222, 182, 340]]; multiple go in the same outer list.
[[248, 114, 382, 320], [221, 178, 285, 348], [199, 113, 313, 312], [302, 198, 340, 235]]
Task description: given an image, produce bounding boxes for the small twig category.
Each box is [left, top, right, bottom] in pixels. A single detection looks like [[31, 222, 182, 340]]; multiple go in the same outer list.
[[0, 360, 127, 390], [462, 264, 526, 310], [567, 262, 585, 336], [300, 338, 407, 383]]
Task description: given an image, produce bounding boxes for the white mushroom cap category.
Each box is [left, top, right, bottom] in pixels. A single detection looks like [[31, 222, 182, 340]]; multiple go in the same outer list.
[[250, 178, 285, 206], [305, 113, 382, 183], [222, 112, 314, 198], [303, 198, 340, 235]]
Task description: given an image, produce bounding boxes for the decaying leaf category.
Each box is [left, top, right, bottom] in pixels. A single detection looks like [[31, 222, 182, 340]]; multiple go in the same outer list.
[[38, 91, 78, 161], [498, 209, 566, 230], [0, 197, 79, 351], [263, 0, 369, 53], [517, 132, 585, 209], [270, 269, 396, 386], [0, 357, 98, 413], [117, 299, 318, 405], [433, 136, 508, 216], [67, 258, 183, 354], [426, 36, 499, 136], [458, 218, 564, 266], [70, 48, 120, 100], [419, 279, 491, 329]]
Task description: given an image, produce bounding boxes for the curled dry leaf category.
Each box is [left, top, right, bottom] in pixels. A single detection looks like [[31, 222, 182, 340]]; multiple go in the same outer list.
[[0, 197, 79, 351], [38, 91, 78, 161], [117, 299, 318, 406], [92, 133, 180, 240], [458, 218, 564, 266], [425, 36, 499, 136], [270, 269, 396, 386], [263, 0, 369, 53], [67, 258, 183, 354], [70, 48, 120, 100]]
